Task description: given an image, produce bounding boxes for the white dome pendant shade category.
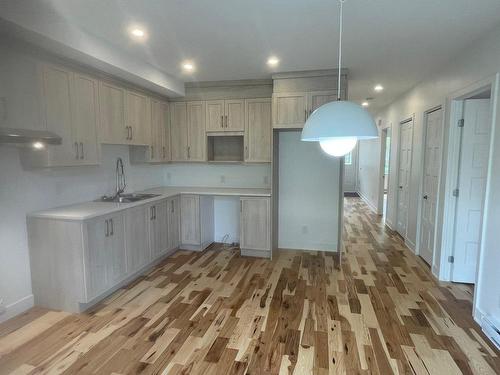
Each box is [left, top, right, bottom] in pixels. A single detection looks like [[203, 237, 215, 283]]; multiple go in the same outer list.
[[300, 0, 378, 157], [301, 101, 378, 157]]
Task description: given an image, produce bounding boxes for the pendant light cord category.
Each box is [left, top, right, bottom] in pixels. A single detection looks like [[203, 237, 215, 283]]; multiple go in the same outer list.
[[337, 0, 344, 101]]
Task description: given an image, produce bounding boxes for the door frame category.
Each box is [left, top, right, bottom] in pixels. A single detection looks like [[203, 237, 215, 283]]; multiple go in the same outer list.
[[440, 74, 499, 289], [395, 115, 415, 243], [415, 105, 445, 267], [377, 126, 391, 218]]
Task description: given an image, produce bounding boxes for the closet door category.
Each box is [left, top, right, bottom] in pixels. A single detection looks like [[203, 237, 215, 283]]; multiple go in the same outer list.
[[396, 119, 413, 238], [245, 98, 271, 162], [170, 102, 189, 161], [187, 101, 206, 161]]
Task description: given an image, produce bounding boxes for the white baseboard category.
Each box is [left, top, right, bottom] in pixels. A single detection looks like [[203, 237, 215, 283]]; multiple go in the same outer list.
[[357, 191, 378, 214], [0, 294, 34, 323], [405, 238, 416, 253]]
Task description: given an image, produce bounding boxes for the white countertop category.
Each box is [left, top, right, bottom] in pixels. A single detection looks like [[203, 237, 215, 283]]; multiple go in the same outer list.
[[28, 186, 271, 221]]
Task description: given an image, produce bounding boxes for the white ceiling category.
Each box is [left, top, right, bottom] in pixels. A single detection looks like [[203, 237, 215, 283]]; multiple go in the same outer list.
[[3, 0, 500, 110]]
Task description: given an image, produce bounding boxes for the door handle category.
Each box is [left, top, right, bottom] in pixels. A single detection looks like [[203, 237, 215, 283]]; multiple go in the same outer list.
[[80, 142, 84, 160], [74, 142, 79, 159]]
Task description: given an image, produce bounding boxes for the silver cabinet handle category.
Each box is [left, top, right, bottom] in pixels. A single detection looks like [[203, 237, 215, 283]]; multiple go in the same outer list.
[[245, 145, 249, 159], [151, 145, 154, 159], [225, 115, 228, 128], [154, 206, 156, 219], [125, 127, 129, 140], [150, 206, 154, 220], [105, 219, 109, 237], [130, 126, 133, 140], [221, 115, 224, 128], [74, 142, 79, 159], [304, 109, 307, 121], [110, 218, 113, 236], [187, 146, 190, 159], [163, 146, 166, 159], [171, 200, 174, 213], [80, 142, 84, 160]]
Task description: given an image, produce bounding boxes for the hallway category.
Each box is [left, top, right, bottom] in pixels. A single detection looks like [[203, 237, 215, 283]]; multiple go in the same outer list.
[[0, 198, 498, 374]]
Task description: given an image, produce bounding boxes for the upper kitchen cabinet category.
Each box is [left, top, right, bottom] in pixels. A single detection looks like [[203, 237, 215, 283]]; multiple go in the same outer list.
[[139, 98, 170, 163], [307, 90, 338, 114], [187, 101, 206, 162], [245, 98, 271, 163], [125, 90, 151, 145], [271, 92, 307, 129], [206, 99, 245, 132], [20, 63, 100, 168], [170, 102, 189, 161], [98, 81, 127, 144]]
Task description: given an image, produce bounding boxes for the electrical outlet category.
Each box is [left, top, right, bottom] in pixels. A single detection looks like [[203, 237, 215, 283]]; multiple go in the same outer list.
[[220, 175, 226, 184], [264, 176, 269, 185]]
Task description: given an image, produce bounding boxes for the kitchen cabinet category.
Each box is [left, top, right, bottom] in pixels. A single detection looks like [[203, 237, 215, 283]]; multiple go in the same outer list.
[[187, 101, 207, 161], [167, 196, 181, 251], [148, 199, 168, 259], [85, 213, 126, 300], [98, 81, 127, 144], [271, 90, 337, 129], [149, 99, 170, 162], [71, 73, 100, 164], [245, 98, 271, 163], [21, 64, 100, 168], [180, 194, 214, 250], [206, 99, 244, 132], [170, 102, 189, 161], [125, 90, 150, 145], [240, 197, 271, 257], [125, 205, 151, 271]]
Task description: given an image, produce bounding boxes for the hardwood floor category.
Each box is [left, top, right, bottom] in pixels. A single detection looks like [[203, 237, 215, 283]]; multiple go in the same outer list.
[[1, 197, 499, 374]]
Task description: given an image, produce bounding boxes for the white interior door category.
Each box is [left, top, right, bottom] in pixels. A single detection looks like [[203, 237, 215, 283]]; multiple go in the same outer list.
[[452, 99, 491, 283], [396, 119, 413, 237], [343, 144, 358, 192], [419, 108, 443, 265]]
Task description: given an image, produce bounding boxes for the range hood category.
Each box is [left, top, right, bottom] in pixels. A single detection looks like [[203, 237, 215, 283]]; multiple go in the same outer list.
[[0, 128, 62, 146]]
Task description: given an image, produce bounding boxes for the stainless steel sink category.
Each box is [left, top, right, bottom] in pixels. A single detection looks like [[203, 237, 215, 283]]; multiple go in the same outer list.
[[96, 193, 160, 203]]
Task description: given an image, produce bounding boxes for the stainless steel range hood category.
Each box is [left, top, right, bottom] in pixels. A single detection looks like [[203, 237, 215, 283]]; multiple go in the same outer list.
[[0, 128, 62, 145]]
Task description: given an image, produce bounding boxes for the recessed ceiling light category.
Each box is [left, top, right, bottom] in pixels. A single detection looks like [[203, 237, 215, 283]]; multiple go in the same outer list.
[[362, 101, 369, 107], [128, 26, 147, 40], [267, 56, 280, 67], [181, 61, 195, 72], [374, 84, 384, 92]]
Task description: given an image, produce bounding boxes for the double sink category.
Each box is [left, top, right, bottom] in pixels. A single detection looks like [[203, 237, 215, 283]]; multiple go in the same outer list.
[[96, 193, 160, 204]]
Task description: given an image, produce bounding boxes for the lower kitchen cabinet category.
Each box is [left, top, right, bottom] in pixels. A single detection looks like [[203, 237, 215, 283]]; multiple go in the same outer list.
[[167, 196, 181, 251], [240, 197, 271, 258], [125, 204, 151, 271], [148, 199, 169, 258], [180, 194, 214, 251], [85, 213, 126, 300]]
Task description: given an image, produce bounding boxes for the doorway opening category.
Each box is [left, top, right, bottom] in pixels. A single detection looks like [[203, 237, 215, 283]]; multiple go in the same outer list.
[[379, 127, 391, 220]]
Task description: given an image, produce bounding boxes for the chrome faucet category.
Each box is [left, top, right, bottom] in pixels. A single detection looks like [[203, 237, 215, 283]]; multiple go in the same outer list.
[[114, 157, 126, 199]]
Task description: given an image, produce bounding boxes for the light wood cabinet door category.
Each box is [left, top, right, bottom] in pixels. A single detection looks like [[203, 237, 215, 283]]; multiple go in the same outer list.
[[205, 100, 225, 132], [148, 200, 168, 259], [170, 102, 189, 161], [98, 81, 126, 144], [308, 90, 337, 116], [181, 195, 200, 245], [125, 205, 151, 272], [150, 99, 165, 162], [245, 98, 271, 162], [167, 196, 180, 251], [187, 101, 206, 162], [161, 101, 171, 162], [72, 73, 100, 165], [225, 99, 245, 131], [40, 64, 76, 165], [272, 92, 307, 129], [126, 90, 150, 145], [240, 197, 271, 251], [85, 213, 125, 300]]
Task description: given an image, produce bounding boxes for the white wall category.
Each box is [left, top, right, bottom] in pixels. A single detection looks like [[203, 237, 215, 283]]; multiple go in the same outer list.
[[0, 145, 165, 321], [357, 138, 382, 213], [371, 23, 500, 324], [278, 131, 340, 251]]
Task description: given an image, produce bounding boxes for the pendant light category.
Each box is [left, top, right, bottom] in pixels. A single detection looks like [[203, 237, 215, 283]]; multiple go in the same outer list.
[[301, 0, 378, 157]]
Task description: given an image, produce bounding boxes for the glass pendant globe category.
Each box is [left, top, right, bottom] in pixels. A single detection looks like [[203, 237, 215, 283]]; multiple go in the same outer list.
[[319, 137, 357, 157]]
